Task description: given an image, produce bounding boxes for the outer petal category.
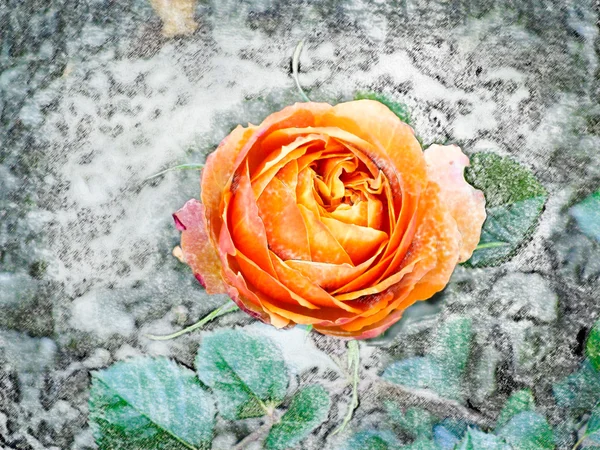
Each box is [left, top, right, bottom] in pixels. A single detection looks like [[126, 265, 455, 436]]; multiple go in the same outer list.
[[257, 173, 312, 261], [201, 103, 333, 245], [174, 199, 226, 294], [400, 182, 462, 304], [424, 144, 486, 262]]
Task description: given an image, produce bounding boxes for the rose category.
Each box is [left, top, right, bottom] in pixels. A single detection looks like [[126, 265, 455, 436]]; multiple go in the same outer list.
[[174, 100, 486, 339]]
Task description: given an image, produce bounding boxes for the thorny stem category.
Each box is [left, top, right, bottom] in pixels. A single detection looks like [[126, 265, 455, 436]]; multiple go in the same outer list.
[[146, 302, 238, 340], [232, 410, 283, 450], [369, 379, 495, 429], [292, 39, 311, 102], [145, 163, 204, 180], [333, 340, 361, 435]]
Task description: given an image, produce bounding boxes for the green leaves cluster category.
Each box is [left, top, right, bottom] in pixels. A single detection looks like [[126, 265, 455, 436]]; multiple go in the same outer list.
[[349, 317, 600, 449], [553, 318, 600, 448], [346, 317, 555, 450], [464, 152, 547, 268], [89, 329, 330, 450], [382, 317, 472, 402], [345, 405, 555, 450]]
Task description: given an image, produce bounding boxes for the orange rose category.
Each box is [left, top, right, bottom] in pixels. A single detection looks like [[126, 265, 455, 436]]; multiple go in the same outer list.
[[174, 100, 486, 339]]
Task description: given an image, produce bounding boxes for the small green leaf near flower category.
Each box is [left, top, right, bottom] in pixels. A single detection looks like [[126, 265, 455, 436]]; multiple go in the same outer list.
[[464, 152, 547, 268], [462, 428, 510, 450], [195, 329, 289, 420], [383, 356, 457, 400], [585, 404, 600, 443], [265, 385, 331, 450], [385, 402, 435, 440], [433, 424, 461, 449], [430, 317, 472, 379]]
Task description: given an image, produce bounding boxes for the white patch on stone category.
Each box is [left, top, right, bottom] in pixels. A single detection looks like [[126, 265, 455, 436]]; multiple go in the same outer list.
[[70, 290, 135, 339]]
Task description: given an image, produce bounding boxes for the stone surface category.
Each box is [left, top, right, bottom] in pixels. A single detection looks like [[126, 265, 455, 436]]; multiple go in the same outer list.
[[1, 0, 599, 449]]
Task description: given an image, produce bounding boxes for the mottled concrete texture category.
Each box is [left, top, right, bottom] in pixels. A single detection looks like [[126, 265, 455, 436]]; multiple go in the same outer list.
[[1, 1, 600, 449]]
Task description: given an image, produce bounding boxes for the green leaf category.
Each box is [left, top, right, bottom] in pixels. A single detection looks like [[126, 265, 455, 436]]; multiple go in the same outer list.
[[586, 403, 600, 441], [553, 361, 600, 414], [496, 411, 555, 449], [570, 189, 600, 242], [383, 318, 472, 402], [468, 196, 546, 267], [586, 321, 600, 372], [343, 430, 401, 450], [382, 357, 460, 401], [496, 390, 536, 428], [354, 91, 411, 124], [458, 428, 510, 450], [265, 385, 330, 450], [465, 153, 547, 208], [464, 152, 547, 267], [385, 402, 434, 439], [430, 317, 472, 379], [433, 424, 461, 450], [89, 357, 215, 450], [402, 438, 440, 450], [195, 329, 288, 420]]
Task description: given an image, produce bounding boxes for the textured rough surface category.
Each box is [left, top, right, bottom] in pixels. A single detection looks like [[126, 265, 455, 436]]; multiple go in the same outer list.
[[1, 0, 599, 448]]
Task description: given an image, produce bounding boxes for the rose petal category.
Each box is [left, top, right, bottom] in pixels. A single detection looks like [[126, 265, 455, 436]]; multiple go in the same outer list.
[[229, 163, 277, 276], [202, 103, 332, 246], [235, 251, 320, 310], [297, 204, 354, 265], [251, 134, 327, 198], [283, 247, 383, 292], [319, 216, 388, 265], [257, 173, 312, 261], [174, 199, 225, 294], [334, 258, 419, 301], [399, 181, 462, 304], [424, 144, 486, 262], [320, 102, 427, 265], [269, 251, 364, 313]]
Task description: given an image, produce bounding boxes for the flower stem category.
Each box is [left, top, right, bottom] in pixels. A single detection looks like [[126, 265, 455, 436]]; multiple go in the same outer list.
[[292, 39, 311, 102], [571, 433, 588, 450], [145, 163, 204, 180], [146, 302, 238, 340], [474, 241, 509, 250], [333, 340, 360, 435]]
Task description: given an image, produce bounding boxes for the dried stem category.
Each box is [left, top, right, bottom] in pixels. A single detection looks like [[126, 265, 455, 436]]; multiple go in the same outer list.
[[232, 410, 283, 450]]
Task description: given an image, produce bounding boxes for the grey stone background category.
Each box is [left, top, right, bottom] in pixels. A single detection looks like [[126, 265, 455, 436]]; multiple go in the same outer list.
[[1, 0, 600, 448]]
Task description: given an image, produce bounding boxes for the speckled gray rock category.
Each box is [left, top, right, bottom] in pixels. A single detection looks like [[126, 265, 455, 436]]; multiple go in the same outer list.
[[488, 272, 558, 324], [1, 0, 600, 449]]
